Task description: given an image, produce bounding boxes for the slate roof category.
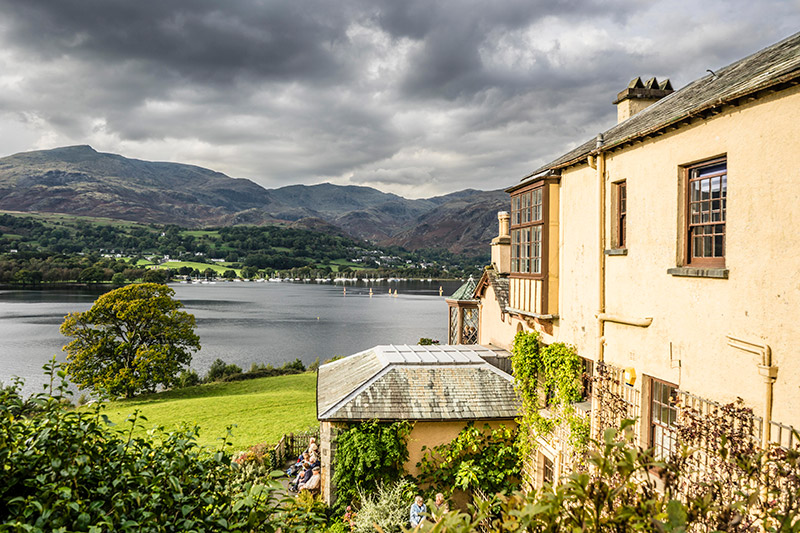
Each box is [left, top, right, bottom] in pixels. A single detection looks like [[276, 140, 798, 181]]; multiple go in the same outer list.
[[317, 344, 519, 421], [476, 266, 509, 311], [520, 31, 800, 183], [447, 276, 478, 301]]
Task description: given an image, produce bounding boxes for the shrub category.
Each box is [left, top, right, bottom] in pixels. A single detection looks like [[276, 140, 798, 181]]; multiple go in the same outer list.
[[352, 480, 416, 533], [205, 358, 242, 382], [416, 422, 521, 498], [0, 361, 319, 532], [282, 358, 306, 372], [177, 368, 200, 388], [333, 420, 413, 511]]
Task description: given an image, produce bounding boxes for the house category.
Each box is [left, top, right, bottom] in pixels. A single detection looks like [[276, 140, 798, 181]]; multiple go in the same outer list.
[[464, 31, 800, 487], [316, 344, 519, 504]]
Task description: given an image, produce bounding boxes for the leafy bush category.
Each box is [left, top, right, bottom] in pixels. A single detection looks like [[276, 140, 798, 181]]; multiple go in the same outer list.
[[205, 358, 243, 382], [333, 420, 413, 511], [177, 368, 200, 388], [417, 422, 520, 498], [282, 358, 306, 372], [0, 361, 322, 532], [417, 338, 440, 345], [352, 480, 416, 533]]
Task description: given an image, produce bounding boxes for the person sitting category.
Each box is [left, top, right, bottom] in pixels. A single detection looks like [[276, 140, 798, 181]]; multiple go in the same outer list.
[[298, 466, 320, 493], [410, 495, 427, 528], [286, 452, 310, 477], [306, 437, 318, 456], [289, 461, 311, 491], [432, 493, 449, 522]]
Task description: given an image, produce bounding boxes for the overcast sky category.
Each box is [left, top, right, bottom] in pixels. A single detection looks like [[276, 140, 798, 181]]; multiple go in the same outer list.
[[0, 1, 798, 197]]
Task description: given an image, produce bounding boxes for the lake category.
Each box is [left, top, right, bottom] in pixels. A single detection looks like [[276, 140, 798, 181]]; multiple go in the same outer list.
[[0, 280, 463, 395]]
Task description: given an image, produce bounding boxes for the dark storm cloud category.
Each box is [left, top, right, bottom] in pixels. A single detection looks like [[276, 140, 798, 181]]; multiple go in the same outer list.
[[0, 0, 351, 84], [0, 0, 798, 196]]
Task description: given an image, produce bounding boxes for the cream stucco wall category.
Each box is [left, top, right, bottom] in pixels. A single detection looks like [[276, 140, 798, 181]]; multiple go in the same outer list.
[[478, 282, 521, 350], [554, 163, 601, 356], [478, 83, 800, 435], [599, 85, 800, 427], [405, 419, 517, 477]]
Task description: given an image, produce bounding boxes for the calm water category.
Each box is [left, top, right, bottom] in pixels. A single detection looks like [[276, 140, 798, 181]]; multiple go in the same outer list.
[[0, 280, 462, 394]]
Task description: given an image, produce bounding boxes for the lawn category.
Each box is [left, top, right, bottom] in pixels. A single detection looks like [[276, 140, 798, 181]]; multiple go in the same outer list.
[[102, 372, 318, 450], [0, 210, 143, 228], [153, 260, 240, 275], [181, 230, 221, 238], [325, 258, 375, 272]]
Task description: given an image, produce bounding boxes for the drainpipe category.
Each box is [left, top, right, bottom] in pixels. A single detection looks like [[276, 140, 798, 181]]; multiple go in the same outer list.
[[726, 336, 777, 450], [595, 134, 606, 363]]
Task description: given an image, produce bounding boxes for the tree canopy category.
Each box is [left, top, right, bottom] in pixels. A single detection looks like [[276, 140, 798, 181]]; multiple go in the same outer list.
[[60, 283, 200, 398]]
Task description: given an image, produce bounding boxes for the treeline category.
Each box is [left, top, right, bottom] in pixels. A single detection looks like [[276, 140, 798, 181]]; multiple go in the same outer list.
[[177, 358, 309, 388], [0, 212, 487, 280], [0, 253, 167, 285]]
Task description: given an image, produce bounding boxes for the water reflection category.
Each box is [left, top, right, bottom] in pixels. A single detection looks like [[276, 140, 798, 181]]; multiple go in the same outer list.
[[0, 280, 462, 394]]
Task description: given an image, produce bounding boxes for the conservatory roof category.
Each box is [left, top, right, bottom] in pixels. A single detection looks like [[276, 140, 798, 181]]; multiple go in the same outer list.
[[316, 344, 518, 421]]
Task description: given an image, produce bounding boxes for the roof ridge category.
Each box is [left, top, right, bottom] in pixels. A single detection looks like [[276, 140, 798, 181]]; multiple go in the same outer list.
[[523, 30, 800, 179]]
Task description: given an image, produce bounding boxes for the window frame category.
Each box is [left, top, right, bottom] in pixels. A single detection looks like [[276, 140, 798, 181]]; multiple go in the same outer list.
[[542, 453, 555, 485], [616, 181, 627, 248], [684, 157, 727, 268], [647, 377, 678, 460], [510, 184, 545, 279]]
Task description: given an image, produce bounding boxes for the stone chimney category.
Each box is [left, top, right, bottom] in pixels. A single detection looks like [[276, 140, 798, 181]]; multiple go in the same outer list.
[[613, 77, 673, 123], [491, 211, 511, 274]]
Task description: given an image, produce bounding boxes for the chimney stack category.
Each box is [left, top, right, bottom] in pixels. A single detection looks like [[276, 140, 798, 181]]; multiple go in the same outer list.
[[491, 211, 511, 274], [613, 77, 673, 123]]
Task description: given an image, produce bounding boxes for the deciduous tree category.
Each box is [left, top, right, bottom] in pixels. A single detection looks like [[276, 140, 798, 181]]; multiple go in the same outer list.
[[60, 283, 200, 397]]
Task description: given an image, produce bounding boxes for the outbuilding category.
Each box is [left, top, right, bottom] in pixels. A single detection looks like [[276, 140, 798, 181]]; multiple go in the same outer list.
[[316, 343, 519, 504]]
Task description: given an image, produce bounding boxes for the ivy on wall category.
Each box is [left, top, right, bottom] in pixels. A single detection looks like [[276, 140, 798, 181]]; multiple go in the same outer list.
[[511, 331, 591, 467], [332, 420, 413, 511], [416, 422, 521, 497]]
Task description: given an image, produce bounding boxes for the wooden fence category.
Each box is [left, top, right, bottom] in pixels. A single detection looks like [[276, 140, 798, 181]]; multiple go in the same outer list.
[[268, 430, 319, 470]]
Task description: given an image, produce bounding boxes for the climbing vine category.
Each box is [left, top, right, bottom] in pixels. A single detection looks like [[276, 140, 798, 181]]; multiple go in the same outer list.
[[511, 331, 591, 470], [332, 420, 413, 512], [416, 422, 521, 497]]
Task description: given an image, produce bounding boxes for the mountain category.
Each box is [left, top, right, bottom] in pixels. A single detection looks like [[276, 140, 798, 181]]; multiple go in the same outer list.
[[0, 145, 278, 226], [0, 145, 507, 254], [383, 190, 508, 254]]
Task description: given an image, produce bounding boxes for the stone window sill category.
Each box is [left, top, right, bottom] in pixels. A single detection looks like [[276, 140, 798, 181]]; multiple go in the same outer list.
[[604, 248, 627, 256], [667, 266, 728, 279]]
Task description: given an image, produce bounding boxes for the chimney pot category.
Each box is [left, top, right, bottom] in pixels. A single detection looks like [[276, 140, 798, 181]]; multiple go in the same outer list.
[[613, 76, 674, 123]]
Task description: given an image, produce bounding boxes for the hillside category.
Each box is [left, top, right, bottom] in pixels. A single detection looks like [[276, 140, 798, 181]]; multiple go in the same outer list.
[[103, 372, 318, 450], [0, 146, 507, 254], [0, 145, 278, 226]]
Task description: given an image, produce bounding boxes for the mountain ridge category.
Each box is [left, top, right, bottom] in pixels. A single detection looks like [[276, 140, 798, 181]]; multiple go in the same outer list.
[[0, 145, 506, 254]]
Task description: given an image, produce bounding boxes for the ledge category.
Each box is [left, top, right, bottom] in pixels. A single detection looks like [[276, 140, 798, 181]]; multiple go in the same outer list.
[[667, 266, 728, 279], [604, 248, 628, 256], [505, 307, 558, 320]]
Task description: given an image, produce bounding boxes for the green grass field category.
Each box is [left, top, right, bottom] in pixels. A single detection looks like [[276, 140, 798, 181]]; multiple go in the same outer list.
[[325, 258, 375, 272], [181, 230, 221, 238], [153, 261, 240, 275], [102, 372, 317, 450], [0, 210, 144, 228]]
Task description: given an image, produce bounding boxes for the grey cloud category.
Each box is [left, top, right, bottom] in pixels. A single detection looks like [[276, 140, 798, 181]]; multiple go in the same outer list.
[[0, 0, 798, 198], [0, 0, 352, 85]]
